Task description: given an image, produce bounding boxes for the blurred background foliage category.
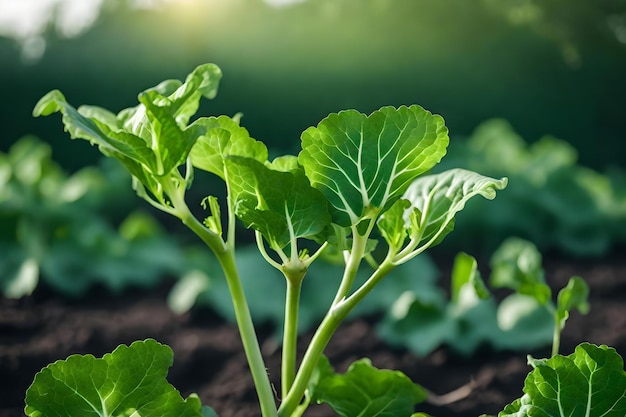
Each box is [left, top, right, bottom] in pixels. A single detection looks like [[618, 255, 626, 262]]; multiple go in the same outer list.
[[1, 0, 626, 172]]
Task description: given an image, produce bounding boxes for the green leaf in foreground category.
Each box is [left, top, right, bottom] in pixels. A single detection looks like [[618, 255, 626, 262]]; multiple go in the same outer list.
[[311, 356, 427, 417], [299, 105, 449, 226], [25, 339, 203, 417], [499, 343, 626, 417]]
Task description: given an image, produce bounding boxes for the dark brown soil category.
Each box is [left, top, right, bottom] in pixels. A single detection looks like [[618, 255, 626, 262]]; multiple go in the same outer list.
[[1, 255, 625, 417]]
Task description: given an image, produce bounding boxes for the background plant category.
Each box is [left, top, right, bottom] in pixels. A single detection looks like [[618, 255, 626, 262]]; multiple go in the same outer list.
[[436, 119, 626, 257], [0, 136, 207, 298], [379, 237, 589, 357]]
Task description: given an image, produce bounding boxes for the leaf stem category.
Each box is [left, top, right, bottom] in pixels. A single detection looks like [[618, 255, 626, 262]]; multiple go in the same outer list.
[[255, 231, 285, 269], [552, 317, 561, 357], [164, 180, 277, 417], [331, 225, 369, 306], [394, 216, 453, 265], [547, 303, 560, 357], [302, 242, 328, 267], [277, 259, 395, 417], [282, 272, 303, 399], [215, 249, 278, 417]]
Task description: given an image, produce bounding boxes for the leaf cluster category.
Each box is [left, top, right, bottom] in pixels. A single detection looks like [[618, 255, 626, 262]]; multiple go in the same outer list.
[[28, 63, 511, 417]]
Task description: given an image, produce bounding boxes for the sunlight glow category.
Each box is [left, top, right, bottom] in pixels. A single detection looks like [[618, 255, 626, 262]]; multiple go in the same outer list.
[[0, 0, 309, 60], [0, 0, 179, 60]]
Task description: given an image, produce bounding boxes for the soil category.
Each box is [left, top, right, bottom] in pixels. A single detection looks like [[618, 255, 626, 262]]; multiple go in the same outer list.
[[1, 253, 625, 417]]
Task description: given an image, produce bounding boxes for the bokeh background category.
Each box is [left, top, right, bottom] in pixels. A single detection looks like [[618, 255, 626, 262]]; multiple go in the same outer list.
[[2, 0, 625, 172]]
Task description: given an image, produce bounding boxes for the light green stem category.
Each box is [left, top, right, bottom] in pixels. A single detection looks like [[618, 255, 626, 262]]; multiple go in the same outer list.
[[215, 249, 278, 417], [552, 319, 561, 357], [277, 254, 394, 417], [277, 307, 343, 417], [331, 230, 369, 306], [186, 216, 277, 416], [282, 275, 303, 399], [166, 181, 276, 417]]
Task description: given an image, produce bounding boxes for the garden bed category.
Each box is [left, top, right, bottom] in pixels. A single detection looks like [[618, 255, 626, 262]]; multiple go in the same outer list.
[[1, 253, 624, 417]]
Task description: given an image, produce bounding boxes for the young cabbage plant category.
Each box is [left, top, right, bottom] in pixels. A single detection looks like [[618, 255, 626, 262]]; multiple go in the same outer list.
[[29, 63, 507, 417]]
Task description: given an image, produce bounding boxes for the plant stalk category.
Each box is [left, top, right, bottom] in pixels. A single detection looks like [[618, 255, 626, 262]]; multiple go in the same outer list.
[[331, 229, 369, 306], [282, 275, 303, 399], [277, 309, 342, 417], [216, 250, 278, 417], [277, 256, 395, 417], [177, 205, 277, 417], [552, 316, 561, 357]]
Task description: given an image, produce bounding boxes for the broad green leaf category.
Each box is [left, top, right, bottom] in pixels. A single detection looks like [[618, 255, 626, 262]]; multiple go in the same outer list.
[[489, 237, 551, 305], [25, 339, 203, 417], [267, 155, 301, 172], [132, 64, 222, 174], [402, 168, 508, 249], [225, 156, 331, 249], [299, 105, 449, 226], [119, 64, 221, 137], [189, 115, 268, 179], [556, 276, 589, 329], [499, 343, 626, 417], [311, 357, 427, 417]]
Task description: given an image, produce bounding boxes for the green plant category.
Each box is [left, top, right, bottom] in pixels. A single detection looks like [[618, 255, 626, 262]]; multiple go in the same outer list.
[[27, 62, 625, 417], [27, 62, 509, 416]]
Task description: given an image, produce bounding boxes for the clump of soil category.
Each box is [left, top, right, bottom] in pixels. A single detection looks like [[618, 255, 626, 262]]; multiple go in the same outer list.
[[1, 255, 625, 417]]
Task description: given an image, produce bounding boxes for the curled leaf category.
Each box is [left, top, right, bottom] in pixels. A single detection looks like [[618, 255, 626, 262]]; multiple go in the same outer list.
[[402, 168, 508, 250]]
